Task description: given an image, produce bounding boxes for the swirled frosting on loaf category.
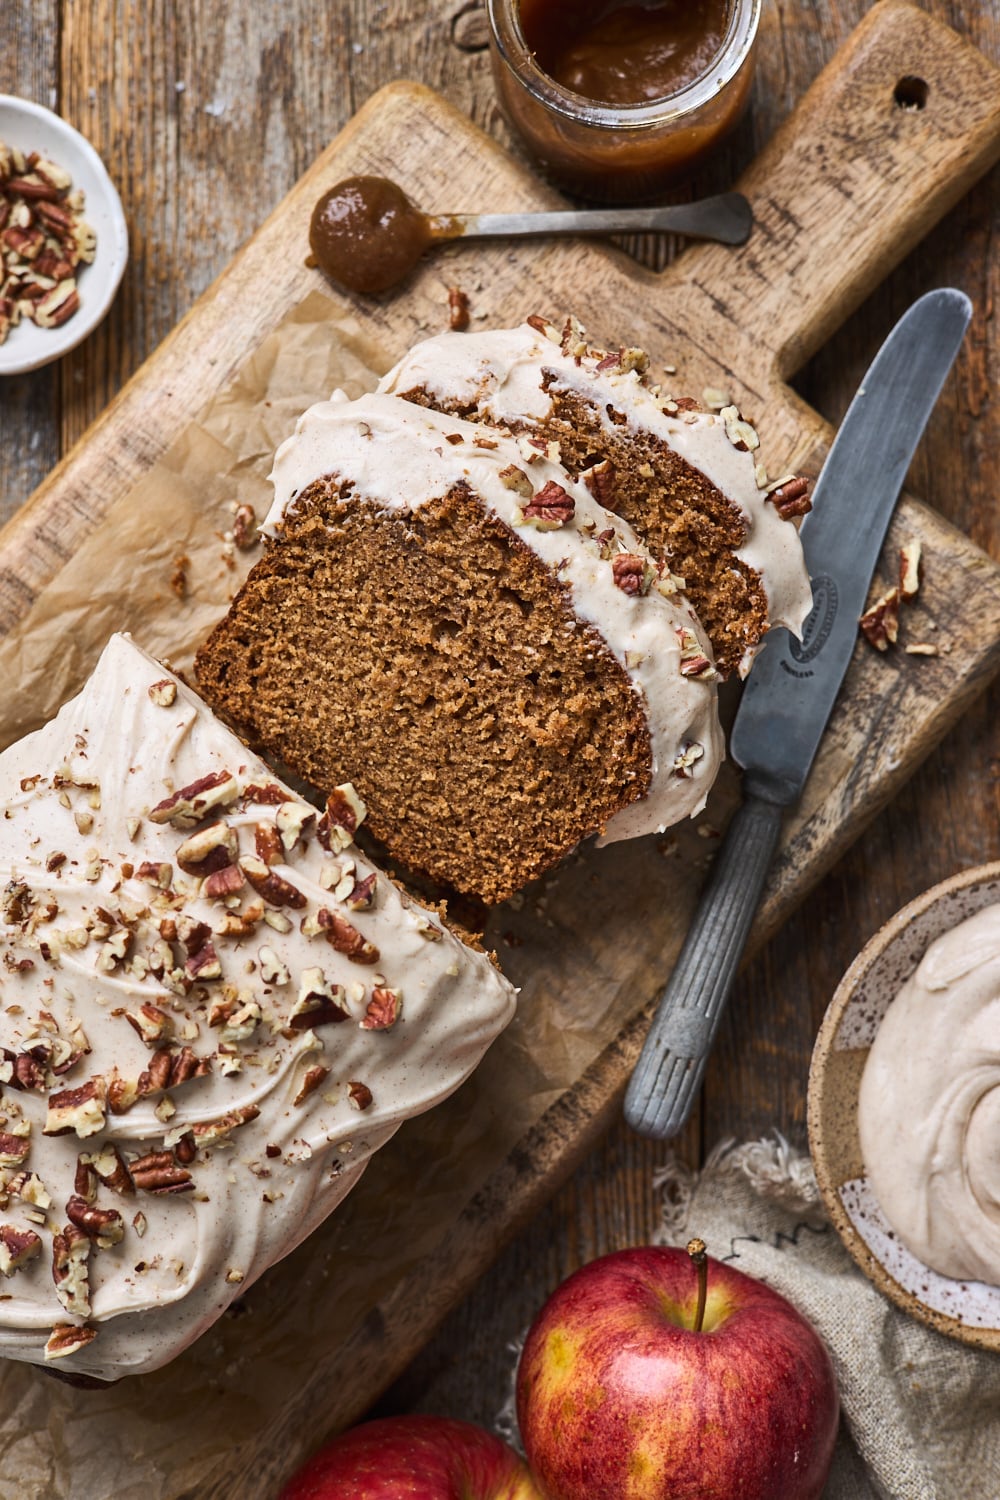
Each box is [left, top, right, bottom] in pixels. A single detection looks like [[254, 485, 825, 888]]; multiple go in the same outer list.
[[0, 634, 515, 1379]]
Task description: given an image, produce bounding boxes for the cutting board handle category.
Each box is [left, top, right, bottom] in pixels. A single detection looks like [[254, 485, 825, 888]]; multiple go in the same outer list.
[[670, 0, 1000, 389]]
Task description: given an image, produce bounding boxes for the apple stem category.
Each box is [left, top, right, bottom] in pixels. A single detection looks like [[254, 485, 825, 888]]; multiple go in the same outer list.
[[687, 1237, 708, 1333]]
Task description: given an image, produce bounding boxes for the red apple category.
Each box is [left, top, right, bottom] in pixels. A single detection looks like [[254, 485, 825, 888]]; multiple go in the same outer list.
[[516, 1241, 838, 1500], [278, 1414, 545, 1499]]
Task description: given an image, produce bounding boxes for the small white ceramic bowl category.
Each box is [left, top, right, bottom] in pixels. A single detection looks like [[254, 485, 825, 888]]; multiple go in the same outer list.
[[0, 95, 128, 375], [808, 862, 1000, 1350]]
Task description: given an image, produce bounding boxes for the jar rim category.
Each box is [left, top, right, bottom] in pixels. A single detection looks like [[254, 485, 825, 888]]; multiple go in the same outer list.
[[486, 0, 762, 131]]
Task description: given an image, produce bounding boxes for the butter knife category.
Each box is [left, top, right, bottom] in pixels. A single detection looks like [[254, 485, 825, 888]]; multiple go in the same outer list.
[[624, 287, 973, 1141]]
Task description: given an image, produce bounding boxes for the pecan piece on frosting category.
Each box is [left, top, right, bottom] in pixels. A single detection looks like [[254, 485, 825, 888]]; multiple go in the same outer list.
[[52, 1225, 91, 1316], [138, 1046, 212, 1097], [85, 1144, 135, 1195], [66, 1196, 125, 1247], [175, 820, 238, 875], [318, 910, 380, 966], [316, 783, 367, 853], [0, 1128, 30, 1168], [241, 854, 307, 909], [44, 1323, 98, 1361], [519, 480, 575, 530], [767, 474, 812, 520], [347, 1080, 373, 1111], [611, 553, 652, 597], [43, 1078, 106, 1139], [129, 1150, 193, 1195], [361, 986, 403, 1031], [293, 1064, 330, 1106], [288, 968, 349, 1030], [0, 1223, 42, 1275], [148, 770, 239, 828]]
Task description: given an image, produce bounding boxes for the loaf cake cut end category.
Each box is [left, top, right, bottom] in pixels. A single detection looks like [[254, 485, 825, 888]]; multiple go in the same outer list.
[[196, 392, 723, 904]]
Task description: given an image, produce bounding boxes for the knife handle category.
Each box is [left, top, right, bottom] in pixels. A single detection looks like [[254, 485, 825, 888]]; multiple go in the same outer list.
[[623, 793, 785, 1141]]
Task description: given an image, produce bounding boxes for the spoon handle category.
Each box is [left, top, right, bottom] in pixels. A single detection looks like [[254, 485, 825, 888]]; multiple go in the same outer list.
[[431, 193, 752, 247]]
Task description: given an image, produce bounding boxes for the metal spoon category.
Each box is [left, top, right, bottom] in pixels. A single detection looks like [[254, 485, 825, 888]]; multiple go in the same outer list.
[[426, 193, 753, 250], [309, 177, 753, 295]]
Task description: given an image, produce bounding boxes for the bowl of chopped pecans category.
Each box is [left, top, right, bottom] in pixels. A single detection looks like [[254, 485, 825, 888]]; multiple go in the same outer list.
[[0, 95, 128, 375]]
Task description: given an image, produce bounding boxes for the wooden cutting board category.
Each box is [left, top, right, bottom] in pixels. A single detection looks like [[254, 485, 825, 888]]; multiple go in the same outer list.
[[3, 2, 1000, 1495]]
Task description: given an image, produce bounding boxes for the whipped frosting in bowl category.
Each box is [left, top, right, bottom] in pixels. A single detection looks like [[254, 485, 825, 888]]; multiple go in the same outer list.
[[858, 903, 1000, 1287], [809, 862, 1000, 1350], [0, 634, 516, 1380]]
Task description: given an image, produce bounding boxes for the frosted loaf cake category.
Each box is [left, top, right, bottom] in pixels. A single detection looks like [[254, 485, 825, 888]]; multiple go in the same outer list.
[[0, 634, 516, 1380]]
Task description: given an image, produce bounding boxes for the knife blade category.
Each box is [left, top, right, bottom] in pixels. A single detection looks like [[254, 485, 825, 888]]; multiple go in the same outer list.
[[624, 287, 972, 1141]]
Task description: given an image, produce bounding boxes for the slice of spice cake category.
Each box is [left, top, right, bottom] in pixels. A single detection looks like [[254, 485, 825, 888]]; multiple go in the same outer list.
[[0, 633, 515, 1380], [196, 392, 723, 905], [380, 316, 813, 679]]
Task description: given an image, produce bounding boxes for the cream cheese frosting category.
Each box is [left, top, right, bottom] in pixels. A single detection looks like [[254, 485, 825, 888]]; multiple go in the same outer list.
[[858, 903, 1000, 1286], [379, 321, 814, 670], [266, 390, 724, 843], [0, 634, 516, 1379]]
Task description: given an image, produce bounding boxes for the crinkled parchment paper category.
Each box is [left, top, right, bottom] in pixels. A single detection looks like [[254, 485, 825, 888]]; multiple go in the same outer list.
[[0, 291, 731, 1499]]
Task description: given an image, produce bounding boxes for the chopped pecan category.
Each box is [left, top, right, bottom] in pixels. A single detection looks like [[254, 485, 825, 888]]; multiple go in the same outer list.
[[175, 820, 238, 875], [124, 1002, 174, 1048], [497, 463, 533, 499], [190, 1104, 259, 1147], [583, 458, 616, 505], [347, 1081, 373, 1111], [319, 910, 380, 965], [276, 801, 314, 852], [361, 986, 403, 1031], [767, 475, 812, 519], [859, 588, 900, 651], [255, 822, 283, 866], [611, 554, 652, 596], [288, 968, 349, 1029], [447, 285, 470, 331], [65, 1197, 125, 1247], [899, 540, 922, 601], [316, 783, 367, 853], [86, 1145, 135, 1195], [232, 503, 258, 550], [44, 1323, 98, 1361], [0, 1128, 30, 1167], [519, 480, 575, 529], [0, 1223, 42, 1275], [147, 679, 177, 707], [294, 1065, 330, 1106], [148, 771, 239, 828], [52, 1225, 91, 1316], [43, 1079, 106, 1139], [345, 872, 377, 911], [138, 1046, 211, 1096], [203, 863, 245, 899], [241, 854, 307, 908], [129, 1151, 193, 1194], [676, 627, 719, 682]]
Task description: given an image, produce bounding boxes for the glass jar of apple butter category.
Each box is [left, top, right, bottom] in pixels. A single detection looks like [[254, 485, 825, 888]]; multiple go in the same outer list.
[[486, 0, 761, 201]]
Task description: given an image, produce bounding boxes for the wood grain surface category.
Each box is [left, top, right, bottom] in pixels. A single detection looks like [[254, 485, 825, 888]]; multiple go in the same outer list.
[[2, 0, 1000, 1485]]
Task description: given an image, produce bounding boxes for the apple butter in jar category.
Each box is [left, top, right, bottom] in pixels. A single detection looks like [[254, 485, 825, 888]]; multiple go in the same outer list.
[[486, 0, 760, 200]]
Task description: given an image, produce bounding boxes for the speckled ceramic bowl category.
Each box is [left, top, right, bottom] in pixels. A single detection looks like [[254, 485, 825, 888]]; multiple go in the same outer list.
[[808, 861, 1000, 1350]]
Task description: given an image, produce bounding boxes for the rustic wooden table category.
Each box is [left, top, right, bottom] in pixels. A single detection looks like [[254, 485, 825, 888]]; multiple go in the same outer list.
[[3, 0, 999, 1444]]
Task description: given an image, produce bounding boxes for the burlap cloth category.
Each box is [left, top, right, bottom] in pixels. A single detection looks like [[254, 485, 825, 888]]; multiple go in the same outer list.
[[499, 1136, 1000, 1500]]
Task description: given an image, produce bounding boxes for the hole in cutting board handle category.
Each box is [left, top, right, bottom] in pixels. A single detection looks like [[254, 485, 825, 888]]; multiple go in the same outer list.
[[894, 76, 929, 110]]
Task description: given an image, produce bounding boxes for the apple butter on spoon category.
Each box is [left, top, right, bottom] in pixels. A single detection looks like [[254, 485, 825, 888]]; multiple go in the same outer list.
[[308, 173, 752, 295]]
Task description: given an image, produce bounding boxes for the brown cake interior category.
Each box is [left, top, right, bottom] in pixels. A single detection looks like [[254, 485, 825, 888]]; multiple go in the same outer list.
[[196, 480, 652, 905], [398, 379, 768, 678]]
